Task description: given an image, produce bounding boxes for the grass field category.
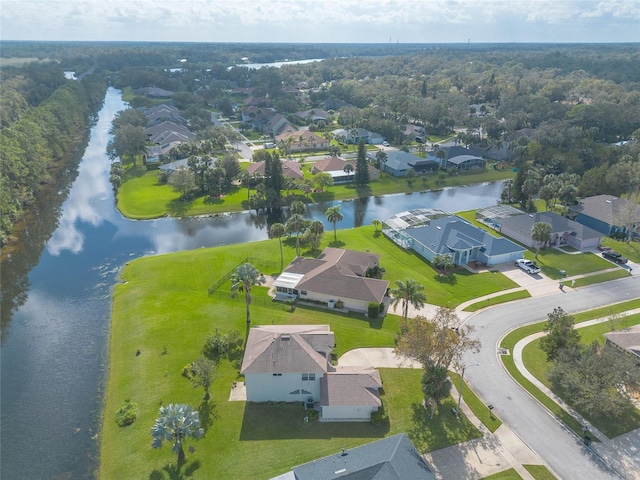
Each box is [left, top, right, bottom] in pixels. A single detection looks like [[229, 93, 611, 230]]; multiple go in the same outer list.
[[462, 290, 531, 312], [99, 228, 490, 479]]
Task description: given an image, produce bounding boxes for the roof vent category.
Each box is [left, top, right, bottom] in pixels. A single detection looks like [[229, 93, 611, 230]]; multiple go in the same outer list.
[[335, 469, 347, 474], [281, 334, 290, 341]]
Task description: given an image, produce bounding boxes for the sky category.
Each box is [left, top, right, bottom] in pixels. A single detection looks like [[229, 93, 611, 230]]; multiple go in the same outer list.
[[1, 0, 639, 44]]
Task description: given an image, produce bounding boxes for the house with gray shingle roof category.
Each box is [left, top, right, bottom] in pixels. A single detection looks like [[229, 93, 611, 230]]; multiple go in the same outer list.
[[499, 211, 603, 251], [272, 248, 389, 313], [604, 325, 640, 360], [272, 433, 435, 479], [241, 325, 384, 422], [404, 216, 524, 267], [567, 195, 640, 236], [371, 150, 438, 177]]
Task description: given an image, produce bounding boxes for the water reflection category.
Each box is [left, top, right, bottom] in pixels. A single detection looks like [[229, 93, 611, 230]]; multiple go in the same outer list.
[[0, 86, 506, 480]]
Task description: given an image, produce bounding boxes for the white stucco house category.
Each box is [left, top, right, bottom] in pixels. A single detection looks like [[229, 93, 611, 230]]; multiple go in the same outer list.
[[241, 325, 383, 422], [272, 248, 389, 313]]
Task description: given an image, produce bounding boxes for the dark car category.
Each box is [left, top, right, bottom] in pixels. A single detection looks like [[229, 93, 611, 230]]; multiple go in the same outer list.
[[415, 136, 425, 143], [597, 245, 611, 251], [602, 250, 628, 264]]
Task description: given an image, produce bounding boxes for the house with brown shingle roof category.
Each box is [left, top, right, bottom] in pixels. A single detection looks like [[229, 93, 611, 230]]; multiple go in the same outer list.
[[241, 325, 383, 422], [247, 160, 303, 180], [604, 325, 640, 360], [313, 156, 378, 183], [275, 130, 328, 153], [272, 247, 389, 313]]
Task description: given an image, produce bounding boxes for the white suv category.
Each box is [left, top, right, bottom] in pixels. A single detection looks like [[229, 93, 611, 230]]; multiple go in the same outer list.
[[515, 258, 541, 274]]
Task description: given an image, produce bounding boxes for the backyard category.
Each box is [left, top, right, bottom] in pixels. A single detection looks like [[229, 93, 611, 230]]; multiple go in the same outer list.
[[100, 227, 497, 479]]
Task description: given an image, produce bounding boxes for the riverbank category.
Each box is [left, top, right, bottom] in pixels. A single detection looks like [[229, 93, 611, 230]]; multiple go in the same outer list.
[[116, 162, 515, 219]]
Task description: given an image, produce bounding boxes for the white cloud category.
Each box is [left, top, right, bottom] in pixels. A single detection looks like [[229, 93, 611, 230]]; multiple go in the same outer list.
[[1, 0, 638, 42]]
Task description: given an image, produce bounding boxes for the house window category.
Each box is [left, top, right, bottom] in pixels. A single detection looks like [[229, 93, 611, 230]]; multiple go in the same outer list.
[[272, 373, 282, 377], [300, 291, 307, 296], [302, 373, 315, 381]]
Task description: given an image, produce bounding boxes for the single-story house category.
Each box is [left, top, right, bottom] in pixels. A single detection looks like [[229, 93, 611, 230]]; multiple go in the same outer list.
[[294, 109, 331, 123], [273, 433, 436, 480], [399, 216, 525, 267], [143, 104, 186, 126], [276, 130, 328, 152], [241, 325, 384, 422], [138, 87, 174, 98], [567, 195, 640, 236], [371, 150, 438, 177], [604, 325, 640, 360], [273, 247, 389, 313], [467, 142, 511, 162], [247, 160, 303, 179], [446, 154, 486, 171], [331, 128, 384, 145], [312, 156, 378, 183], [499, 211, 603, 251], [144, 121, 195, 143]]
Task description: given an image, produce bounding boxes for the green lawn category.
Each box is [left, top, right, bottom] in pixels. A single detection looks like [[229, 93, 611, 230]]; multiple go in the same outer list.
[[100, 230, 486, 479], [457, 209, 616, 280], [482, 469, 523, 480], [500, 300, 640, 439], [450, 372, 502, 433], [523, 464, 557, 480], [116, 163, 514, 219], [462, 290, 531, 312], [521, 313, 640, 438]]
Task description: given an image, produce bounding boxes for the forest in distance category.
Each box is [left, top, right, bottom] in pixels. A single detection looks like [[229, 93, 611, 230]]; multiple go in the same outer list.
[[1, 41, 639, 245]]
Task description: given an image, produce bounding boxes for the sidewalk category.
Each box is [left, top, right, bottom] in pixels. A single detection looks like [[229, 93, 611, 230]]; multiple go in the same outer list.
[[423, 384, 546, 480], [512, 311, 640, 480]]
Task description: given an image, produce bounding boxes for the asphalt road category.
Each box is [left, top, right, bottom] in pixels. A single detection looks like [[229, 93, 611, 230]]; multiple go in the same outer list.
[[462, 275, 640, 480]]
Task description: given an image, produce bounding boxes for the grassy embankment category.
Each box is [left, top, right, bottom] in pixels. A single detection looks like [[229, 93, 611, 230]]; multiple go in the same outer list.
[[100, 226, 504, 479], [500, 299, 640, 440], [117, 160, 514, 219]]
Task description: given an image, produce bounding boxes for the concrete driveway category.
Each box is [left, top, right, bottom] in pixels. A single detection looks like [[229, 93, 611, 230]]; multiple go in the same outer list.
[[337, 347, 420, 368]]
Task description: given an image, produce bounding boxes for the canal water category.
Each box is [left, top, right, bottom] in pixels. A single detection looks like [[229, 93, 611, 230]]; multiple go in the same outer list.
[[0, 87, 504, 479]]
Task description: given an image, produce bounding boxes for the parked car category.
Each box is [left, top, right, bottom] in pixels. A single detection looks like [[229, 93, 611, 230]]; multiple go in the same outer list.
[[602, 250, 628, 264], [382, 141, 390, 147], [415, 136, 425, 143], [515, 258, 541, 274], [597, 245, 611, 251], [264, 142, 276, 149]]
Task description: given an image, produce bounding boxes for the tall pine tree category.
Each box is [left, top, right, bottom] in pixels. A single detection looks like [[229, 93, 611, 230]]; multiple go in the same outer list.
[[354, 139, 370, 186]]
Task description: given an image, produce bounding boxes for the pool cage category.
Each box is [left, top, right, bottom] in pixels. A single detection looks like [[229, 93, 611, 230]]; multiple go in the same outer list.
[[381, 208, 450, 249]]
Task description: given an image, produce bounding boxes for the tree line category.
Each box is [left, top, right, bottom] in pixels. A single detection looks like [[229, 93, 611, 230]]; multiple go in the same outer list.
[[0, 66, 107, 245]]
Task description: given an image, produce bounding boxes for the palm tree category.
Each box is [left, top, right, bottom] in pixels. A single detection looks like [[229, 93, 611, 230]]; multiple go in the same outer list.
[[269, 223, 286, 271], [286, 214, 307, 257], [306, 220, 324, 251], [531, 222, 552, 259], [391, 278, 426, 322], [290, 200, 306, 216], [325, 205, 344, 242], [231, 262, 266, 326], [372, 219, 382, 232], [343, 163, 354, 183], [421, 364, 452, 419], [151, 403, 204, 463]]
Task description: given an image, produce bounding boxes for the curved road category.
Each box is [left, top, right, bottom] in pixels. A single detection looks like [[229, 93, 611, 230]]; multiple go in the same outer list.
[[462, 275, 640, 480]]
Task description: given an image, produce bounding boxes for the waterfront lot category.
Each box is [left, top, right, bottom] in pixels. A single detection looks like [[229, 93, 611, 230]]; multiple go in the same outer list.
[[100, 227, 491, 479]]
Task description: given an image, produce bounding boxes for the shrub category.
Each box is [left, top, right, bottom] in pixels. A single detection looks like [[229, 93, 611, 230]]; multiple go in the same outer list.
[[335, 299, 344, 309], [203, 329, 242, 361], [368, 302, 380, 318], [115, 398, 137, 427]]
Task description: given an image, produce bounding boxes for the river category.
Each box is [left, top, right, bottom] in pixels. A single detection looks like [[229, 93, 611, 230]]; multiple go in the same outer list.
[[0, 87, 504, 479]]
